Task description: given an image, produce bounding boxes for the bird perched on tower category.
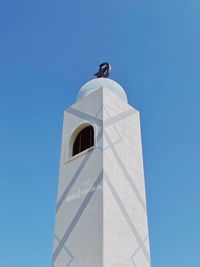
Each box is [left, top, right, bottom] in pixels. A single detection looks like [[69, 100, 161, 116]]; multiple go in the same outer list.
[[94, 62, 112, 78]]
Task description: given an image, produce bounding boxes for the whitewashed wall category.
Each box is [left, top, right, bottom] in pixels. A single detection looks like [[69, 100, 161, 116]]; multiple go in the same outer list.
[[102, 88, 151, 267], [52, 84, 151, 267]]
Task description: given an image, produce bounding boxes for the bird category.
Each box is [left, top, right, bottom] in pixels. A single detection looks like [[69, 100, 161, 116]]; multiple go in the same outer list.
[[94, 62, 112, 78]]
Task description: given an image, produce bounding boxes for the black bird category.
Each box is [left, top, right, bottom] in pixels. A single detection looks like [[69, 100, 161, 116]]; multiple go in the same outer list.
[[94, 62, 112, 78]]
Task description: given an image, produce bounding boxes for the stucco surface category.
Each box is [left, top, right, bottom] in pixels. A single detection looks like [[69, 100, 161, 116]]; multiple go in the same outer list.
[[76, 78, 128, 103], [52, 82, 151, 267]]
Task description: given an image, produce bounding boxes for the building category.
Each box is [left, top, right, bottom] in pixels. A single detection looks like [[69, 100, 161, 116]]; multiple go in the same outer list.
[[52, 76, 151, 267]]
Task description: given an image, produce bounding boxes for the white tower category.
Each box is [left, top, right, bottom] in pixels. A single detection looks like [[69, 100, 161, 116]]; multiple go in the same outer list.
[[52, 78, 151, 267]]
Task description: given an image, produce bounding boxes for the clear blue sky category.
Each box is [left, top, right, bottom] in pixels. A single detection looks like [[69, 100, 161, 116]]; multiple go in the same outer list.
[[0, 0, 200, 266]]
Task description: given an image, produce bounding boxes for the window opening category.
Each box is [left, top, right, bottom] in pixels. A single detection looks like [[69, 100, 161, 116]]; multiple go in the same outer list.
[[72, 125, 94, 156]]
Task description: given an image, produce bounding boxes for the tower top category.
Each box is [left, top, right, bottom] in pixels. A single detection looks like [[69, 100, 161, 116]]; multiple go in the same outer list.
[[76, 78, 128, 103]]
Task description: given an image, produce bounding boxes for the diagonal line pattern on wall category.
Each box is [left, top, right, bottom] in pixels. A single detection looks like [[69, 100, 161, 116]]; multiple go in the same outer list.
[[104, 173, 150, 263], [131, 236, 150, 267], [53, 171, 103, 263], [56, 151, 92, 212], [67, 107, 102, 126], [65, 106, 135, 153], [97, 106, 122, 150], [55, 105, 148, 264], [56, 127, 103, 212], [61, 106, 145, 213], [104, 130, 146, 211], [67, 106, 135, 130], [54, 235, 74, 267], [104, 109, 135, 127]]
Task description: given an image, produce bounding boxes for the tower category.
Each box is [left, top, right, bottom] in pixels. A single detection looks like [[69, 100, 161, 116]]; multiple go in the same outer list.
[[52, 77, 151, 267]]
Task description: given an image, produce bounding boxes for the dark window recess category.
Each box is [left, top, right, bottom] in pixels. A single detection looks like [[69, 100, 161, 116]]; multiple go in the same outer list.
[[72, 126, 94, 156]]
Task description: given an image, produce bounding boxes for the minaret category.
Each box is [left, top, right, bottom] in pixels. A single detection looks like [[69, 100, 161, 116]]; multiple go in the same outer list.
[[52, 66, 151, 267]]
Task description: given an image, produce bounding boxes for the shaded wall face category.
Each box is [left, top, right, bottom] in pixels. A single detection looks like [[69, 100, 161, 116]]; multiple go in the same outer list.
[[102, 88, 151, 267], [52, 86, 151, 267]]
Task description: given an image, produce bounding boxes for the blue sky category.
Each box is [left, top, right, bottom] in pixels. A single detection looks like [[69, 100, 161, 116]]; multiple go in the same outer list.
[[0, 0, 200, 266]]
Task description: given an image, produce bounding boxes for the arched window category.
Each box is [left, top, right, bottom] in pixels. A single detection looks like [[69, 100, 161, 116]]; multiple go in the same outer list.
[[72, 125, 94, 156]]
